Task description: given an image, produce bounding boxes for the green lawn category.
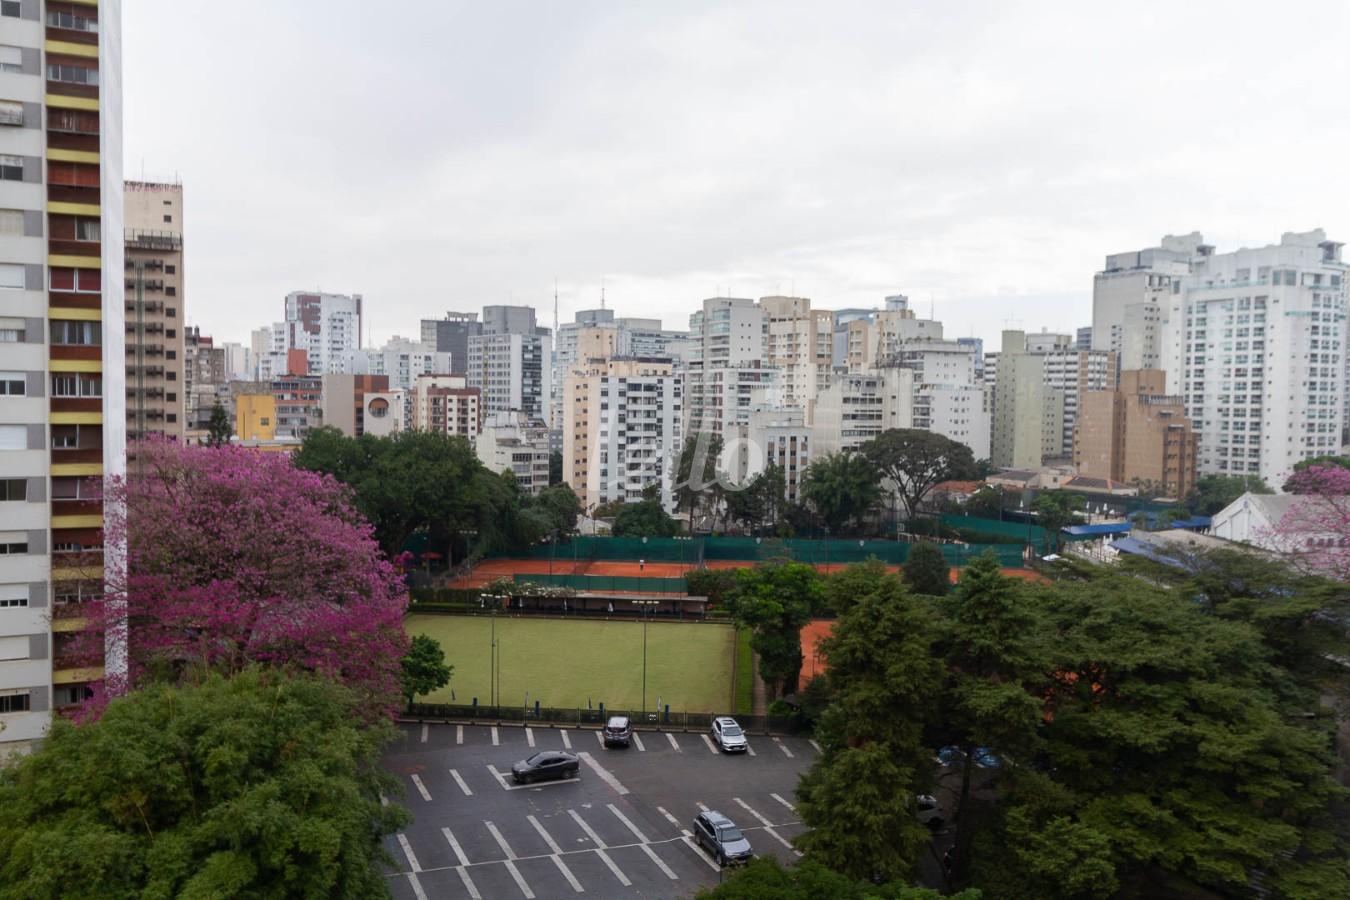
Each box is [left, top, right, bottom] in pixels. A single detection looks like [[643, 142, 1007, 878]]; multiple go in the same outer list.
[[405, 614, 736, 714], [734, 627, 755, 716]]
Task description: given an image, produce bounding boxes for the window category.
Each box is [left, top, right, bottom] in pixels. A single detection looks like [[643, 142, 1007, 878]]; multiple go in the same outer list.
[[51, 320, 101, 345], [0, 479, 25, 501], [0, 371, 23, 395], [50, 267, 100, 293], [0, 2, 18, 18], [0, 264, 23, 290], [47, 64, 98, 85], [163, 214, 172, 223], [74, 217, 100, 242], [0, 45, 20, 74], [0, 584, 27, 607], [0, 209, 23, 235], [47, 9, 98, 32], [51, 477, 93, 500], [0, 101, 21, 127], [0, 693, 32, 714], [0, 425, 26, 450], [0, 317, 23, 342], [165, 264, 176, 274], [0, 531, 27, 554]]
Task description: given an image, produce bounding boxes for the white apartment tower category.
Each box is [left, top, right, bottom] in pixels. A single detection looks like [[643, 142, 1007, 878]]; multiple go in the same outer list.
[[1093, 233, 1209, 375], [281, 291, 362, 375], [467, 305, 552, 427], [1160, 230, 1347, 487], [1, 0, 124, 752]]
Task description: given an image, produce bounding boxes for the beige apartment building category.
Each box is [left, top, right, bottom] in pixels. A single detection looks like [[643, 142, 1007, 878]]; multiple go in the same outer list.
[[410, 373, 480, 438], [1074, 369, 1197, 499], [991, 330, 1064, 469], [124, 180, 184, 440]]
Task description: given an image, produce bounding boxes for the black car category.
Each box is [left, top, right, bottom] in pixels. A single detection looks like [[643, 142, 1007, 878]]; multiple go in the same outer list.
[[511, 751, 580, 784], [603, 716, 632, 747], [693, 810, 753, 866]]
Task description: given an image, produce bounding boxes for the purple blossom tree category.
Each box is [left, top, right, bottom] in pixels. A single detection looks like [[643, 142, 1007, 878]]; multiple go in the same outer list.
[[1266, 465, 1350, 582], [77, 439, 409, 717]]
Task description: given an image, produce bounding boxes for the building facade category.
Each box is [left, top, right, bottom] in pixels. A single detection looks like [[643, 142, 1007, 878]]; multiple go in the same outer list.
[[1074, 369, 1197, 499], [991, 330, 1063, 469], [467, 330, 551, 427], [1092, 232, 1208, 376], [1, 0, 124, 751], [122, 180, 182, 440], [410, 373, 480, 438], [475, 411, 550, 494], [420, 311, 481, 373], [320, 374, 391, 438], [1160, 230, 1347, 486]]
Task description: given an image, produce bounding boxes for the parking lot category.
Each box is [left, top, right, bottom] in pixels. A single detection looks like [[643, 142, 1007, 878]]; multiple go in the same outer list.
[[381, 722, 820, 899]]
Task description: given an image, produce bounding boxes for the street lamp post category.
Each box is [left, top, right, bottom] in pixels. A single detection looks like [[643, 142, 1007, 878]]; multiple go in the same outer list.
[[635, 599, 661, 717]]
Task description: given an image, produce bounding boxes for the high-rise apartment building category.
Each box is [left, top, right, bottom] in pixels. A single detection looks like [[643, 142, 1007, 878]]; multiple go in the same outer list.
[[410, 374, 480, 438], [123, 180, 182, 440], [1074, 369, 1197, 499], [183, 325, 225, 434], [1092, 232, 1209, 376], [1041, 347, 1115, 458], [813, 368, 914, 456], [1160, 229, 1346, 486], [741, 407, 812, 503], [255, 291, 363, 376], [991, 330, 1063, 469], [685, 297, 767, 439], [467, 329, 552, 427], [320, 374, 397, 438], [562, 357, 682, 510], [759, 296, 834, 420], [420, 311, 481, 373], [1, 0, 124, 752], [475, 411, 550, 494]]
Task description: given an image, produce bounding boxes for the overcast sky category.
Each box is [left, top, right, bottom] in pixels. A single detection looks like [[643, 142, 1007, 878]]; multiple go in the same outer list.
[[124, 0, 1350, 349]]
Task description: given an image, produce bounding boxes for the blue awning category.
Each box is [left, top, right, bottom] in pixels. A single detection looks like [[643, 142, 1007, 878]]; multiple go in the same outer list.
[[1063, 522, 1132, 537]]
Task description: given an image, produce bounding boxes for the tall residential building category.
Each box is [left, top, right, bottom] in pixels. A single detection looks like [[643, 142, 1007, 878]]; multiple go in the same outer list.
[[1092, 232, 1209, 375], [741, 407, 812, 503], [122, 180, 183, 440], [1160, 229, 1347, 486], [813, 368, 914, 456], [410, 374, 480, 438], [1, 0, 124, 752], [259, 291, 362, 376], [991, 330, 1063, 469], [467, 329, 552, 427], [562, 356, 682, 511], [684, 297, 766, 439], [1041, 347, 1115, 458], [1075, 326, 1092, 350], [420, 311, 481, 373], [475, 411, 550, 494], [1074, 369, 1197, 499], [759, 296, 834, 420], [183, 326, 225, 433]]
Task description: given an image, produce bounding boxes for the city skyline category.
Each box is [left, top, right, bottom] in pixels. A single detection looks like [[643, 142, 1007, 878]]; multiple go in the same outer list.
[[122, 0, 1350, 349]]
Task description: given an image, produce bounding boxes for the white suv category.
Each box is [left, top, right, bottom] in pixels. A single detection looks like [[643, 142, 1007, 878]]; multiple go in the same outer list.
[[710, 716, 748, 753]]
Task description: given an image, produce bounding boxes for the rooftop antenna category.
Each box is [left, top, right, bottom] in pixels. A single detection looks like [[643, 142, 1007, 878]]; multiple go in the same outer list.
[[553, 278, 559, 335], [600, 277, 606, 311]]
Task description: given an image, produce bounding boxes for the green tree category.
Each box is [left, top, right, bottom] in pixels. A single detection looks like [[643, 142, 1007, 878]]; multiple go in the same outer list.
[[903, 540, 950, 596], [796, 568, 943, 882], [1031, 491, 1079, 551], [206, 400, 232, 447], [801, 452, 881, 534], [696, 856, 982, 899], [862, 428, 978, 524], [400, 634, 453, 710], [963, 485, 1003, 519], [0, 669, 408, 899], [611, 484, 680, 537], [1185, 473, 1273, 515], [724, 462, 787, 534], [672, 432, 724, 533], [532, 482, 583, 536], [728, 562, 822, 697], [684, 567, 739, 609]]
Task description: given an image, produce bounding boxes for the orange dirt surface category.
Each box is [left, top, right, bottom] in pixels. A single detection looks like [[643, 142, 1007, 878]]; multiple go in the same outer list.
[[456, 558, 1046, 590]]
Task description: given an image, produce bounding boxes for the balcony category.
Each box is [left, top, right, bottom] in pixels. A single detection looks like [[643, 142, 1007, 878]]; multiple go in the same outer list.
[[125, 230, 182, 252], [47, 184, 101, 206], [51, 446, 102, 465], [51, 397, 101, 414]]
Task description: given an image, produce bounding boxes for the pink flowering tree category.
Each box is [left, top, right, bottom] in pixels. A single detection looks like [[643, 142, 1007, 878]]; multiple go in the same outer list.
[[77, 439, 409, 717], [1266, 465, 1350, 582]]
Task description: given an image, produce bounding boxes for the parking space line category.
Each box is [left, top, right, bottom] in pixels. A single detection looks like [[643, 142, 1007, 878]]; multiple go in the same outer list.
[[487, 764, 581, 791], [456, 867, 482, 900], [502, 859, 535, 899], [491, 726, 500, 746], [568, 808, 608, 848], [809, 739, 822, 753], [420, 723, 428, 743], [632, 732, 645, 752], [607, 803, 650, 843], [526, 727, 535, 748], [657, 806, 681, 828], [666, 732, 680, 751], [773, 737, 794, 758], [594, 848, 632, 887], [551, 855, 585, 893], [397, 833, 422, 872], [681, 834, 722, 872], [734, 797, 801, 855], [526, 815, 563, 855], [700, 734, 719, 754], [578, 751, 630, 795], [486, 766, 510, 790], [406, 873, 429, 900], [594, 730, 605, 747], [771, 792, 795, 813], [696, 801, 710, 812], [560, 729, 572, 749], [410, 774, 431, 802], [441, 827, 471, 867], [745, 741, 756, 757], [449, 768, 473, 796], [485, 820, 518, 859], [457, 725, 464, 745], [639, 843, 679, 880]]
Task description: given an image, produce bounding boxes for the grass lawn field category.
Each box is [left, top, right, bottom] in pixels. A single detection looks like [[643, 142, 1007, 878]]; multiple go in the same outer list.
[[405, 614, 737, 714]]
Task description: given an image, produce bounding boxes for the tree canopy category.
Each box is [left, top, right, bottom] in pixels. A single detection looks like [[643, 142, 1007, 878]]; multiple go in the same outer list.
[[0, 669, 408, 900], [610, 484, 680, 537], [728, 562, 822, 697], [205, 401, 232, 447], [1185, 473, 1273, 516], [801, 452, 881, 534], [902, 540, 950, 596], [672, 432, 725, 533], [862, 428, 978, 523], [400, 634, 453, 710]]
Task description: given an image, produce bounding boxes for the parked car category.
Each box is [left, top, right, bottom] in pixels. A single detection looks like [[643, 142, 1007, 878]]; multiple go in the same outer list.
[[511, 751, 580, 784], [916, 794, 944, 831], [936, 745, 1003, 769], [693, 810, 754, 866], [710, 716, 748, 753], [603, 716, 632, 748]]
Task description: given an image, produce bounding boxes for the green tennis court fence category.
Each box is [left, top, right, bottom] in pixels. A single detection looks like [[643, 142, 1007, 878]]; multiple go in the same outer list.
[[501, 536, 1027, 567]]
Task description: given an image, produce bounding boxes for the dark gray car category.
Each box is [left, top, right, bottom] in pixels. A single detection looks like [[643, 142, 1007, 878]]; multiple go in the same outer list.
[[693, 810, 753, 866], [511, 751, 580, 784]]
